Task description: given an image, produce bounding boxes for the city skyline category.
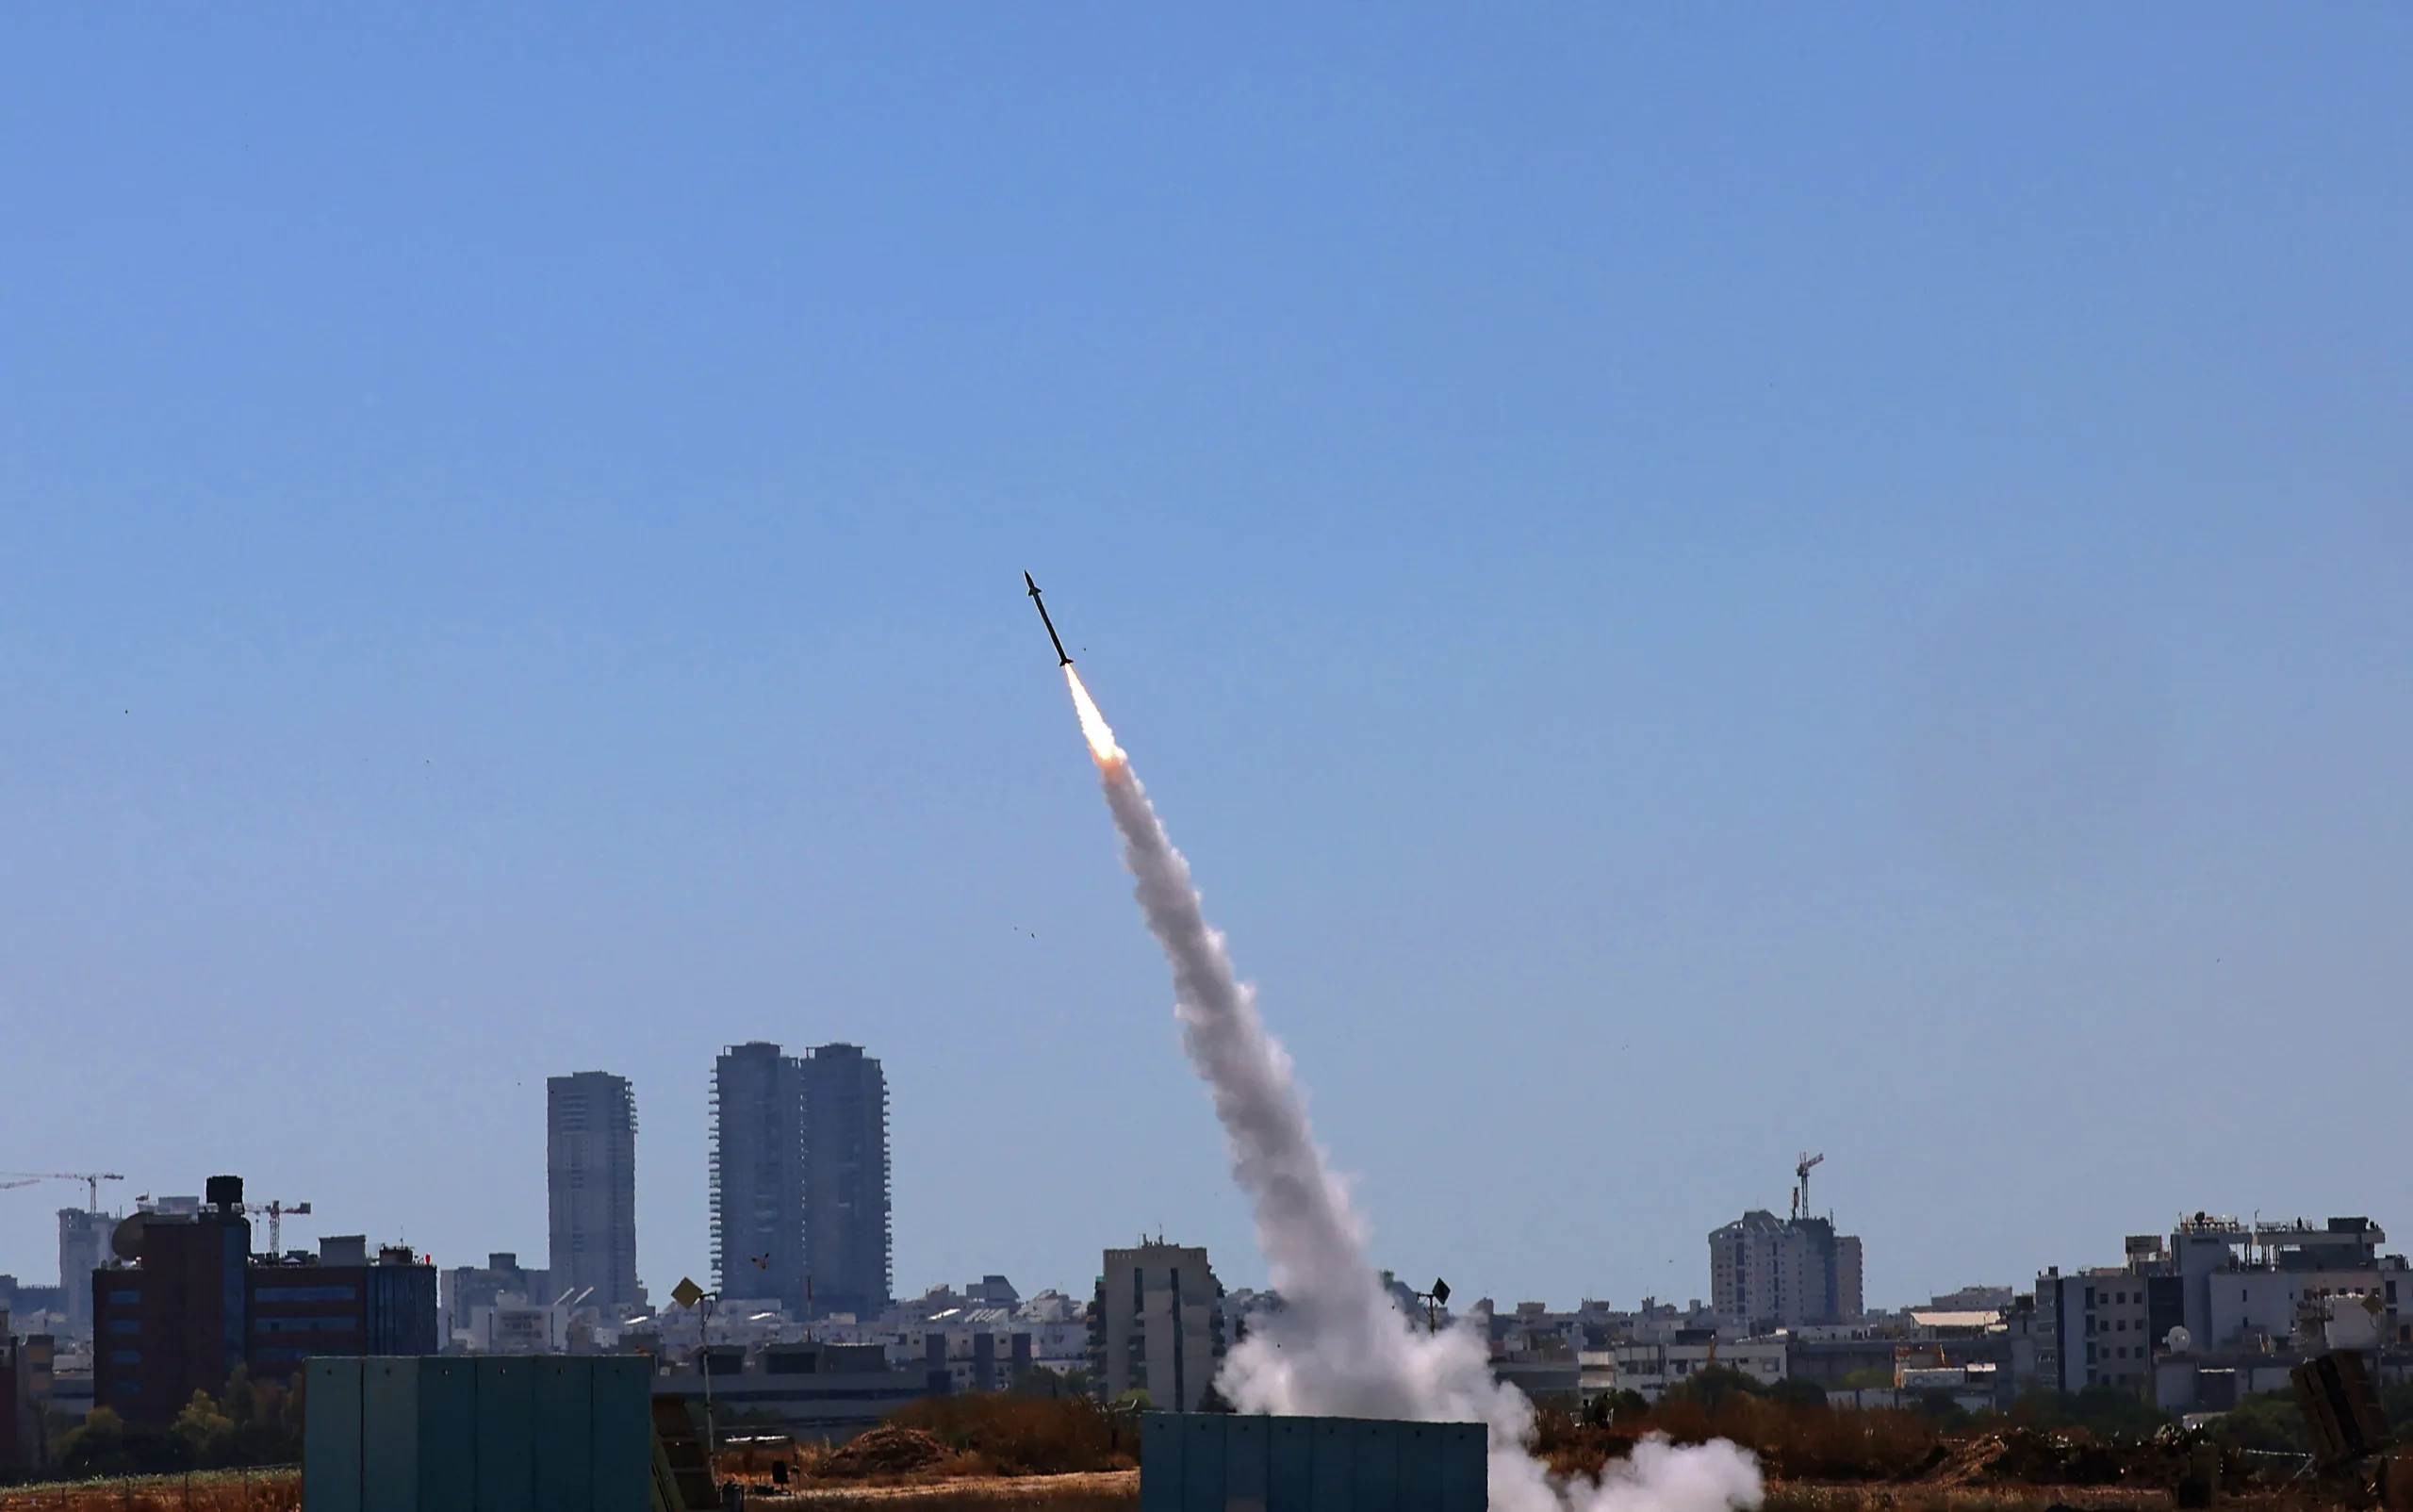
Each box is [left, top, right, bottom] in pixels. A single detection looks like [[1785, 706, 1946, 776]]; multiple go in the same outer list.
[[17, 1090, 2412, 1333]]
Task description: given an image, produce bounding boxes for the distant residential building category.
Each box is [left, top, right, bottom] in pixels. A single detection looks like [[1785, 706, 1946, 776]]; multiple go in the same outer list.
[[57, 1210, 110, 1335], [1488, 1302, 1583, 1405], [712, 1042, 892, 1319], [548, 1071, 641, 1311], [1926, 1285, 2014, 1312], [964, 1274, 1020, 1308], [2035, 1267, 2174, 1395], [441, 1252, 553, 1347], [1016, 1291, 1092, 1376], [798, 1044, 892, 1320], [0, 1277, 65, 1333], [2, 1326, 58, 1472], [1708, 1210, 1863, 1333], [2036, 1213, 2411, 1401], [90, 1177, 436, 1426], [1093, 1241, 1224, 1411], [1611, 1338, 1787, 1403], [461, 1293, 574, 1354], [653, 1339, 945, 1435]]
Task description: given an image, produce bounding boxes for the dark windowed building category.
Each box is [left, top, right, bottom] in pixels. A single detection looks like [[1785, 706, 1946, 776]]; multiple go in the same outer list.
[[799, 1044, 891, 1320], [714, 1043, 809, 1308], [90, 1177, 435, 1426], [712, 1042, 890, 1319], [548, 1071, 641, 1310]]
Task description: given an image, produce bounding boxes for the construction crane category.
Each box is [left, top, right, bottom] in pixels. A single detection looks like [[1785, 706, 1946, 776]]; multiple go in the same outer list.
[[0, 1172, 126, 1209], [1792, 1152, 1825, 1221], [240, 1199, 314, 1255]]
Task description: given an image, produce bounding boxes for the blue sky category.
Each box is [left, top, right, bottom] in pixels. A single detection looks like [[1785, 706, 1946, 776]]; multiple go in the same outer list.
[[2, 8, 2408, 1312]]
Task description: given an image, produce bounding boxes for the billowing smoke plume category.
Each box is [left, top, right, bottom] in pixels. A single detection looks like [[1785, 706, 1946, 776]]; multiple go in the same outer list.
[[1063, 666, 1761, 1512]]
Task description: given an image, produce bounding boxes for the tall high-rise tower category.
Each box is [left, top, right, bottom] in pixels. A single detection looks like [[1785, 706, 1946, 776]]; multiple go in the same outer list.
[[547, 1072, 641, 1310], [710, 1041, 891, 1318], [712, 1043, 808, 1307], [798, 1043, 892, 1319]]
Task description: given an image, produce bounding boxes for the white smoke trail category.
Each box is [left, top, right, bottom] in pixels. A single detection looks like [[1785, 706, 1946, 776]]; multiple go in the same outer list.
[[1065, 666, 1761, 1512]]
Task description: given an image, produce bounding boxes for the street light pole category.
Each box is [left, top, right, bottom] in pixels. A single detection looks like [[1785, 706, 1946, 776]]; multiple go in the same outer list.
[[1414, 1279, 1452, 1336], [699, 1291, 722, 1462]]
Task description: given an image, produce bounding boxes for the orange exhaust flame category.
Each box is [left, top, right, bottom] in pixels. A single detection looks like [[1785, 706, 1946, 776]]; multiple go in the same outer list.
[[1065, 666, 1125, 768]]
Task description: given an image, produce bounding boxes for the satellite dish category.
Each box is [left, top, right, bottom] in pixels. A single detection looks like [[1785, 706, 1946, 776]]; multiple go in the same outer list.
[[111, 1213, 148, 1262], [2165, 1325, 2192, 1354]]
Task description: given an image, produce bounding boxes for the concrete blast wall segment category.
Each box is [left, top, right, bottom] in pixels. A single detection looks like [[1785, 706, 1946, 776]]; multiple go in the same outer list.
[[304, 1355, 652, 1512], [1141, 1414, 1486, 1512]]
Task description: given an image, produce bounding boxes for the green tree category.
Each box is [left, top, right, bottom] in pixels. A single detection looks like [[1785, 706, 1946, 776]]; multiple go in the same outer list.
[[172, 1386, 238, 1464], [52, 1405, 125, 1473], [55, 1404, 188, 1476], [223, 1364, 259, 1428], [1765, 1377, 1829, 1411], [1663, 1365, 1765, 1415], [2011, 1384, 2168, 1438], [2214, 1389, 2308, 1454]]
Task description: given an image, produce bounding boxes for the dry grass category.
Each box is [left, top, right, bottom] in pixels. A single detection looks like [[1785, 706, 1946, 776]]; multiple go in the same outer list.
[[745, 1471, 1139, 1512], [1535, 1399, 1952, 1485], [885, 1396, 1139, 1478], [0, 1468, 299, 1511], [1761, 1489, 2337, 1512], [711, 1398, 1138, 1502]]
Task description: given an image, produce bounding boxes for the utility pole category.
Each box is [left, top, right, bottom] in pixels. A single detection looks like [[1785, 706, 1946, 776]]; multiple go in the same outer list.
[[672, 1277, 723, 1466]]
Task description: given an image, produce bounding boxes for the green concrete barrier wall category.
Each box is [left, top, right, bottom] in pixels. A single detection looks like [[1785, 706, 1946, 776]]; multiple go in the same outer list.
[[304, 1356, 653, 1512], [1141, 1413, 1486, 1512]]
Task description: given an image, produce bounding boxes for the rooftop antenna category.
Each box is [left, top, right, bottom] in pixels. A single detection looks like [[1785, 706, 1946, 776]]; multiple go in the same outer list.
[[1793, 1152, 1825, 1221]]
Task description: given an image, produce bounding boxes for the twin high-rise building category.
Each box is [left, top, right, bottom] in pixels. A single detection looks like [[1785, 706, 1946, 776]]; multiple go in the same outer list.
[[538, 1045, 891, 1323], [547, 1072, 641, 1310], [711, 1042, 892, 1319]]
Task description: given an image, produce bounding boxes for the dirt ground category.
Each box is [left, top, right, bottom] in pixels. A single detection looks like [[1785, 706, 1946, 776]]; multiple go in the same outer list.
[[740, 1469, 1141, 1512]]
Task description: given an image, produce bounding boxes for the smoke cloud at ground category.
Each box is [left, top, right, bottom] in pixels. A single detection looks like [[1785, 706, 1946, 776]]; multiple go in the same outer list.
[[1071, 669, 1761, 1512]]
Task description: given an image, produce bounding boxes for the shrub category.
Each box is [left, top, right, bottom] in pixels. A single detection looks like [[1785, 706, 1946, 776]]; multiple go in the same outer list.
[[888, 1392, 1139, 1476]]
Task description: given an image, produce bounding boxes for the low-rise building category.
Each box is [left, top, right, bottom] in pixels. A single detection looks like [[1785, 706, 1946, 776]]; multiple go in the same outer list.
[[1610, 1338, 1787, 1402], [651, 1340, 946, 1437], [91, 1177, 437, 1425], [1093, 1242, 1224, 1411], [2037, 1213, 2413, 1408], [2, 1326, 55, 1472], [442, 1252, 556, 1347]]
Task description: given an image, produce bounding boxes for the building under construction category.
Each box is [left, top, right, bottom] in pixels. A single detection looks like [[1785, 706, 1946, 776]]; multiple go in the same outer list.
[[1709, 1157, 1864, 1334]]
